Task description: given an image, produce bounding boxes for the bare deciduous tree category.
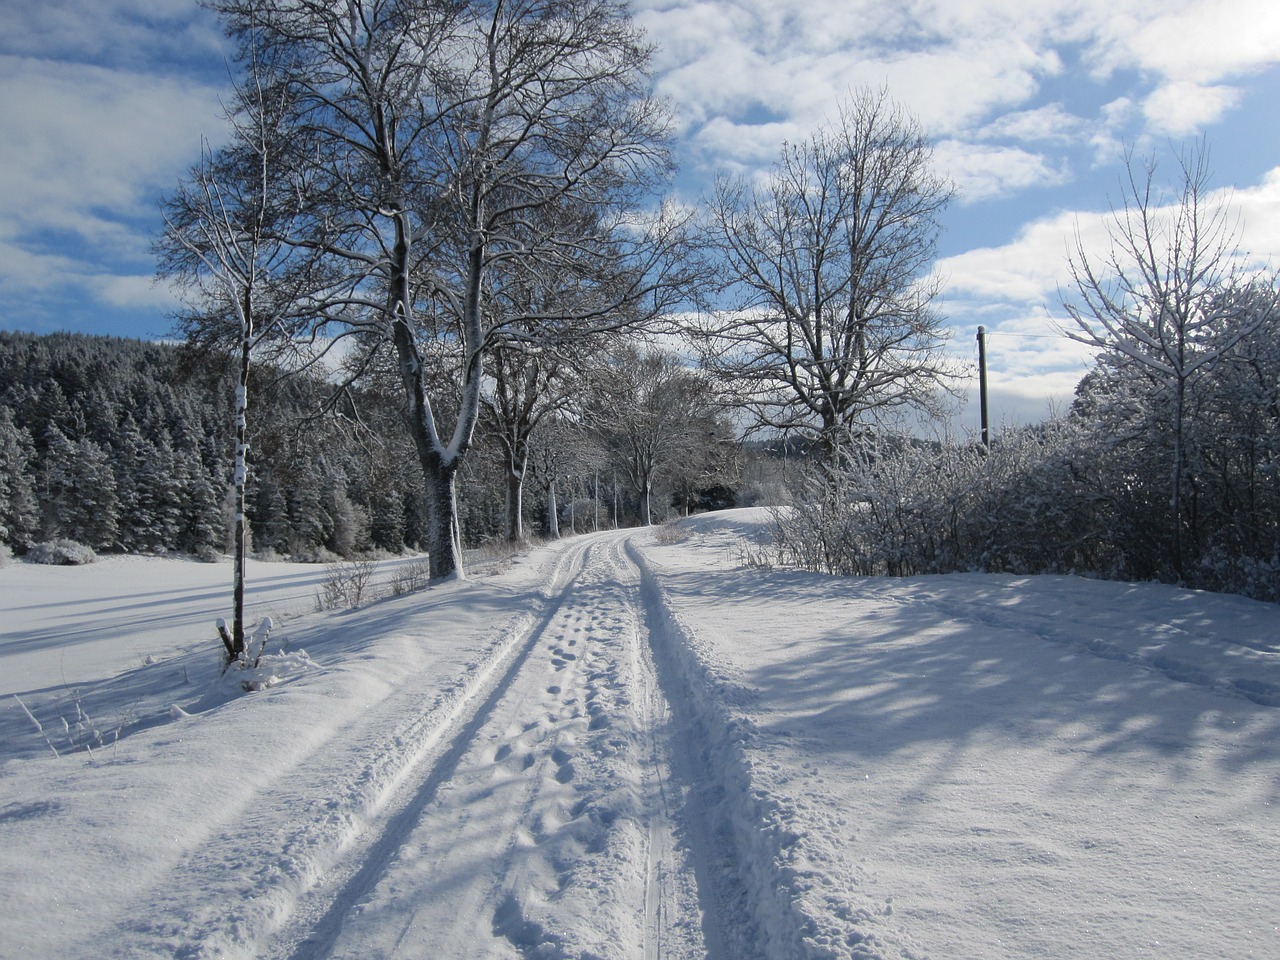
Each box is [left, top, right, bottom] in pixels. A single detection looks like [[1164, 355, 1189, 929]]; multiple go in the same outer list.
[[696, 86, 956, 464], [1062, 141, 1278, 578], [158, 62, 332, 663], [589, 346, 727, 526], [199, 0, 689, 580]]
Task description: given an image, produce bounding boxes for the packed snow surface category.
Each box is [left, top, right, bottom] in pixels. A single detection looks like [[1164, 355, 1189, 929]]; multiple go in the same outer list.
[[2, 510, 1277, 958]]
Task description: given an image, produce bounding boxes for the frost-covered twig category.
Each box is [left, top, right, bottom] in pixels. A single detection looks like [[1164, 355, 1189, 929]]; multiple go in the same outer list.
[[13, 695, 60, 759]]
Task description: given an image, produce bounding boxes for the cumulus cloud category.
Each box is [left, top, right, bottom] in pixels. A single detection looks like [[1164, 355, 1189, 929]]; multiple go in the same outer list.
[[935, 141, 1072, 204], [638, 0, 1280, 176], [0, 57, 225, 229], [935, 160, 1280, 412], [1142, 81, 1243, 137], [0, 229, 85, 294], [936, 209, 1087, 303], [690, 117, 803, 175], [1234, 166, 1280, 266], [978, 103, 1087, 144], [1112, 0, 1280, 84], [0, 55, 226, 316], [91, 274, 181, 311]]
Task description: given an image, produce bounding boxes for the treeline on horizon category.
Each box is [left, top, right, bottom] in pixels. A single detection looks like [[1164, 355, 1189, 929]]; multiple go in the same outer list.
[[0, 330, 752, 563], [3, 321, 1279, 603]]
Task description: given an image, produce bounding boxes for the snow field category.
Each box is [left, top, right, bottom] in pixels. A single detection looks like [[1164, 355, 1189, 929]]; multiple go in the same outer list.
[[2, 555, 550, 958], [641, 510, 1280, 959], [3, 510, 1279, 958]]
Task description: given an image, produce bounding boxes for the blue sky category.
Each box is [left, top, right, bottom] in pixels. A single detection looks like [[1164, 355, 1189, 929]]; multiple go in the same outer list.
[[2, 0, 1279, 428]]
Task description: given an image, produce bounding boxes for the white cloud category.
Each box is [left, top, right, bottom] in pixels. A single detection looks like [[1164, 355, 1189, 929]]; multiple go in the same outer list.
[[638, 0, 1280, 177], [0, 1, 227, 326], [934, 161, 1280, 414], [1115, 0, 1280, 84], [690, 117, 804, 175], [0, 58, 226, 229], [0, 0, 226, 70], [0, 56, 227, 318], [978, 103, 1087, 144], [940, 299, 1101, 419], [1234, 166, 1280, 267], [90, 274, 181, 311], [1142, 81, 1243, 136], [0, 229, 84, 294], [935, 141, 1072, 204]]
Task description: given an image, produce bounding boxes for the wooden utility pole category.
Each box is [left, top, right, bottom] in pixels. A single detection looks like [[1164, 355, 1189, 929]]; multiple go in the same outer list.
[[977, 326, 990, 449]]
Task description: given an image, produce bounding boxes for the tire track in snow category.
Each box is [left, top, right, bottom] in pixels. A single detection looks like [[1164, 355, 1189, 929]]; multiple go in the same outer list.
[[601, 533, 705, 960], [83, 540, 589, 960], [266, 536, 598, 960], [319, 529, 707, 959], [90, 528, 737, 959], [625, 536, 764, 960]]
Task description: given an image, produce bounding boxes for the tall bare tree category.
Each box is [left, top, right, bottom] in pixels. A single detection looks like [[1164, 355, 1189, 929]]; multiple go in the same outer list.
[[158, 60, 330, 663], [202, 0, 690, 579], [697, 86, 955, 464], [1062, 141, 1278, 578]]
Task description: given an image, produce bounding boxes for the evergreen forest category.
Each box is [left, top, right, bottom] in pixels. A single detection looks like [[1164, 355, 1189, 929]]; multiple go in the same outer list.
[[0, 331, 742, 563]]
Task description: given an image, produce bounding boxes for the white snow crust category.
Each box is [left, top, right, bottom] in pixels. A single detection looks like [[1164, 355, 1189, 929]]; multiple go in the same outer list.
[[1, 511, 1277, 959]]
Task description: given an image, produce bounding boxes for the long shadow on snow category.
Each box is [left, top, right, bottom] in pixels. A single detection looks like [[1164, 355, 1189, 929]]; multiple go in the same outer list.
[[0, 575, 528, 762], [656, 564, 1280, 799]]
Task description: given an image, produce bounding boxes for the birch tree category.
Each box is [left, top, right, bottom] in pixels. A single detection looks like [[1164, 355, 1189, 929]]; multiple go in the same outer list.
[[158, 66, 328, 663]]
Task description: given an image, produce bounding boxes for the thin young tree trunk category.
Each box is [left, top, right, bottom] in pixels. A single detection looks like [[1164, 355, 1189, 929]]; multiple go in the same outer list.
[[231, 293, 251, 661], [546, 478, 560, 539], [1171, 375, 1186, 579]]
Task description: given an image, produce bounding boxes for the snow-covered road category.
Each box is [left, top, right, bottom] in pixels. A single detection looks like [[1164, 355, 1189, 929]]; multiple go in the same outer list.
[[3, 511, 1279, 959], [311, 531, 706, 959]]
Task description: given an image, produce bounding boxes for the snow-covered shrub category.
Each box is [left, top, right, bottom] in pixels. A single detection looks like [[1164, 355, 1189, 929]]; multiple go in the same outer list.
[[217, 617, 319, 691], [773, 421, 1126, 580], [317, 558, 379, 610], [1195, 548, 1280, 603], [27, 539, 97, 566], [390, 557, 431, 595], [288, 542, 342, 565], [653, 518, 689, 544], [772, 467, 879, 576]]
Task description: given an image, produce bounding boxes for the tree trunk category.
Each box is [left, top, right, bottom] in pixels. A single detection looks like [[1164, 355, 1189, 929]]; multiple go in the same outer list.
[[423, 454, 462, 580], [505, 466, 525, 542], [387, 215, 473, 582], [230, 295, 251, 662], [1170, 376, 1186, 580], [546, 479, 560, 539], [639, 477, 653, 526]]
